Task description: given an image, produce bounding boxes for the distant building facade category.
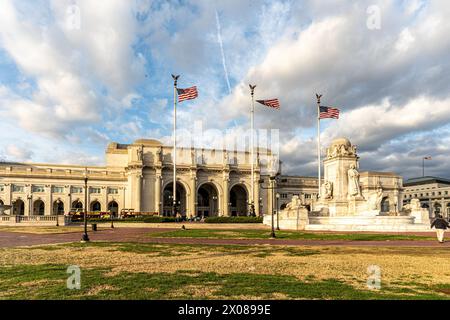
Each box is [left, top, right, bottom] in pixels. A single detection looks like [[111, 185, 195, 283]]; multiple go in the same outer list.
[[403, 176, 450, 218]]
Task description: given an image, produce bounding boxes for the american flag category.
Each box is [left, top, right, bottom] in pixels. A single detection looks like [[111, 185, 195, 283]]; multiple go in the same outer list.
[[256, 99, 280, 109], [177, 86, 198, 102], [319, 106, 340, 119]]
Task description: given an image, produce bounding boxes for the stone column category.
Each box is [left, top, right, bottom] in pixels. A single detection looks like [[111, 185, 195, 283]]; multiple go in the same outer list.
[[254, 173, 260, 216], [267, 179, 274, 217], [45, 185, 52, 216], [4, 184, 11, 206], [222, 172, 230, 217], [154, 170, 162, 215], [135, 173, 142, 212], [189, 173, 197, 218]]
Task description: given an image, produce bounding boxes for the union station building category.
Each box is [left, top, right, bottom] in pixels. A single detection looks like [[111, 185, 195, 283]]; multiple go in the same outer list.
[[0, 139, 319, 218]]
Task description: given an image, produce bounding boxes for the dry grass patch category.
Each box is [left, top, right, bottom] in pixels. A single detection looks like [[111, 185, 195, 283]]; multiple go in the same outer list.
[[168, 284, 220, 299], [1, 242, 450, 299], [86, 285, 119, 296]]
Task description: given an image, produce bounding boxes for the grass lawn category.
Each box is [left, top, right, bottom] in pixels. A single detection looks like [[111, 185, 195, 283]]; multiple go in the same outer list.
[[1, 241, 450, 299], [147, 228, 435, 241], [0, 226, 87, 234]]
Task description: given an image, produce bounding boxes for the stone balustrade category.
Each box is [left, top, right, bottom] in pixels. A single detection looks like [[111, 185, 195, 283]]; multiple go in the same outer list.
[[0, 215, 68, 226]]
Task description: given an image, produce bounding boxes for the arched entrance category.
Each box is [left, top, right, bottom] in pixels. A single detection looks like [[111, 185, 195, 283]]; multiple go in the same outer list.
[[53, 200, 64, 215], [197, 183, 219, 217], [163, 182, 187, 216], [33, 200, 45, 215], [108, 201, 119, 217], [381, 197, 390, 213], [434, 203, 442, 217], [72, 200, 83, 212], [229, 184, 248, 216], [13, 199, 24, 215], [90, 201, 101, 212]]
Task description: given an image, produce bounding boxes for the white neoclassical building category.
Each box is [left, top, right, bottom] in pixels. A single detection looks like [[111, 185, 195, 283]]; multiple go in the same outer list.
[[0, 139, 320, 219]]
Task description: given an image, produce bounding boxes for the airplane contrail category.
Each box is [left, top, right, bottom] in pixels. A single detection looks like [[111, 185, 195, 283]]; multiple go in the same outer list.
[[215, 9, 231, 95]]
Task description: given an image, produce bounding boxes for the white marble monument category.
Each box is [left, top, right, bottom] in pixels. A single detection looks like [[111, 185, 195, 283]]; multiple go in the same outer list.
[[266, 137, 431, 232]]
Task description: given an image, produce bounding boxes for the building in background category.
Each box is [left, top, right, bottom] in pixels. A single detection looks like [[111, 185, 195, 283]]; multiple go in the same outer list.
[[403, 177, 450, 218], [0, 139, 279, 218]]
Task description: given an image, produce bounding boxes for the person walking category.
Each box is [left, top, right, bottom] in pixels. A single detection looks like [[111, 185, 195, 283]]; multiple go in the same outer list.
[[430, 214, 450, 243]]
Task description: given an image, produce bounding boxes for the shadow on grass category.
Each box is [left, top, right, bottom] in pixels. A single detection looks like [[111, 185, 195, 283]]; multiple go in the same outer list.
[[0, 264, 446, 300], [147, 229, 433, 241]]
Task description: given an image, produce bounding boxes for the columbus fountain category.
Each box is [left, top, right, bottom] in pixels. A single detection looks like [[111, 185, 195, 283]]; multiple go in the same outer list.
[[264, 137, 431, 232]]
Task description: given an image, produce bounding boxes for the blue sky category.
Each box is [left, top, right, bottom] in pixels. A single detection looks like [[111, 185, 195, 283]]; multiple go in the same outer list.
[[0, 0, 449, 180]]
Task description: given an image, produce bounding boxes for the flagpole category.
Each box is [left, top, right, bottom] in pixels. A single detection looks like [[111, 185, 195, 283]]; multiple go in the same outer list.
[[172, 74, 179, 217], [316, 94, 322, 199], [249, 84, 256, 217]]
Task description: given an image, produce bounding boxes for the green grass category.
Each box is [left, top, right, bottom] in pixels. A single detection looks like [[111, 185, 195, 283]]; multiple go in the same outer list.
[[147, 228, 434, 241], [0, 264, 446, 300]]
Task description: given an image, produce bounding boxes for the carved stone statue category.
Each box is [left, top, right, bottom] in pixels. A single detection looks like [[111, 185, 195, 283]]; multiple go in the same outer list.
[[331, 145, 339, 157], [347, 164, 361, 197], [340, 144, 348, 156], [403, 198, 422, 212], [368, 187, 383, 210], [410, 198, 421, 211], [321, 181, 333, 200], [137, 145, 143, 161], [326, 139, 358, 159], [223, 151, 228, 165], [191, 149, 196, 165], [156, 147, 162, 162], [267, 155, 279, 176], [285, 195, 302, 210]]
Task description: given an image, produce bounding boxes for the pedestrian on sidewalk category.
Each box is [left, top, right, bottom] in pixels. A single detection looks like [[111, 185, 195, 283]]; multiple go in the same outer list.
[[430, 214, 450, 243]]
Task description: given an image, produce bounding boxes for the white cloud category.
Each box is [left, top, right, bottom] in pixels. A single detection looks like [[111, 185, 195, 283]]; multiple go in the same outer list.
[[5, 145, 33, 161]]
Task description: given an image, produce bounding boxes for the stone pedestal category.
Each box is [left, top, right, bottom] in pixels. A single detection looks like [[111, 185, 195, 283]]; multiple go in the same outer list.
[[410, 208, 431, 225], [263, 206, 309, 230]]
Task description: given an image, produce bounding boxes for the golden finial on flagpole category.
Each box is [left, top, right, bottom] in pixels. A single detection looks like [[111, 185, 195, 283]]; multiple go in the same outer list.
[[249, 84, 256, 96], [172, 74, 180, 86], [316, 93, 322, 104]]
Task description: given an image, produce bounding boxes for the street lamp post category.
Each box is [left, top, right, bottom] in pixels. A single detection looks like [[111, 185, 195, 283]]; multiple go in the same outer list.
[[259, 175, 279, 238], [276, 193, 280, 230], [56, 199, 61, 226], [110, 210, 114, 229], [27, 195, 32, 216], [212, 195, 217, 216], [81, 168, 90, 242], [168, 195, 173, 217], [269, 177, 276, 238]]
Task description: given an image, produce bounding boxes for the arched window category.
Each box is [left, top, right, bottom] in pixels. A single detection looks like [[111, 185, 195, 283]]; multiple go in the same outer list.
[[72, 200, 83, 211], [108, 201, 119, 216], [229, 184, 248, 216], [13, 199, 24, 215], [381, 197, 390, 213], [33, 200, 45, 215], [90, 201, 101, 212], [53, 201, 64, 215], [434, 203, 442, 216]]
